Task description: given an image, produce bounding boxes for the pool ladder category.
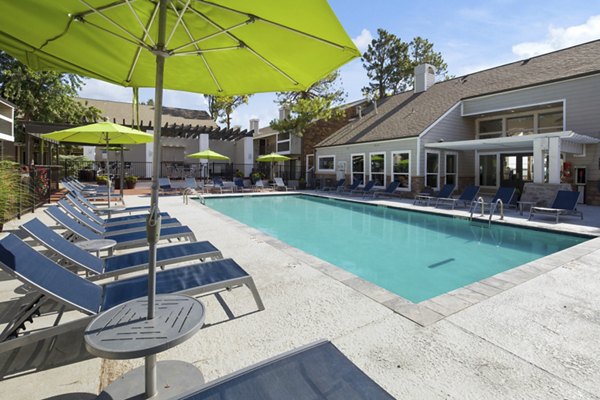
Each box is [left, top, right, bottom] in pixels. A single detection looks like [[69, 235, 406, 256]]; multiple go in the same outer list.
[[182, 188, 205, 205], [470, 196, 504, 225]]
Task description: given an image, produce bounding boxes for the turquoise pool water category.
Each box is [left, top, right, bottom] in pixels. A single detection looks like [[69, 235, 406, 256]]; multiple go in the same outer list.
[[204, 195, 588, 302]]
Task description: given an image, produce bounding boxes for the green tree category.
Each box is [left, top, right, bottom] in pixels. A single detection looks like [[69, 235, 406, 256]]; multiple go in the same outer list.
[[205, 95, 250, 129], [361, 29, 410, 99], [270, 71, 346, 137], [0, 51, 101, 126], [361, 30, 449, 99]]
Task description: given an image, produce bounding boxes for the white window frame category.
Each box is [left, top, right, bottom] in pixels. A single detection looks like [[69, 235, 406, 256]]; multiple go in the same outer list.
[[476, 106, 563, 139], [317, 155, 336, 172], [369, 151, 386, 188], [444, 152, 458, 187], [391, 150, 411, 191], [276, 132, 291, 154], [350, 153, 366, 185], [425, 150, 440, 190]]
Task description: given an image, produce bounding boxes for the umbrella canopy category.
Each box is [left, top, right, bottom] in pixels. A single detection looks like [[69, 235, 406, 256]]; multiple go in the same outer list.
[[186, 149, 230, 161], [42, 122, 152, 206], [0, 1, 359, 96], [1, 2, 358, 397], [256, 152, 291, 162]]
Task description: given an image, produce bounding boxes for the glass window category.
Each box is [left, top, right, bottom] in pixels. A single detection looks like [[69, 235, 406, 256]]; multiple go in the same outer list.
[[351, 154, 365, 185], [277, 141, 290, 152], [506, 115, 534, 136], [278, 132, 290, 141], [317, 156, 335, 172], [479, 154, 497, 186], [538, 111, 563, 133], [478, 119, 502, 138], [425, 152, 439, 189], [392, 152, 410, 189], [445, 153, 457, 186], [370, 153, 385, 187]]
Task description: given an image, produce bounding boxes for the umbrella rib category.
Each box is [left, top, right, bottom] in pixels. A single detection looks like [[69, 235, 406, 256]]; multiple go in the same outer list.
[[244, 45, 299, 86], [124, 0, 156, 47], [126, 1, 160, 83], [169, 20, 249, 54], [173, 10, 224, 92], [165, 0, 191, 48], [77, 0, 154, 51], [2, 31, 126, 86], [196, 0, 352, 51]]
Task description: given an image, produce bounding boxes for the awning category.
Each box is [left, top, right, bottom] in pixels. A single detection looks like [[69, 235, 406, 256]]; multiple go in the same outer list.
[[425, 131, 599, 152]]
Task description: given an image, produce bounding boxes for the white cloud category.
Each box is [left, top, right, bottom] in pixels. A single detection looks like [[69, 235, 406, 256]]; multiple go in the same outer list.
[[512, 15, 600, 58], [352, 28, 373, 53]]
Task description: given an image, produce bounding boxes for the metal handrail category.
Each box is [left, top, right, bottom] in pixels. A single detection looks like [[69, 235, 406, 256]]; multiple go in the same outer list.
[[489, 198, 504, 224], [470, 196, 486, 220]]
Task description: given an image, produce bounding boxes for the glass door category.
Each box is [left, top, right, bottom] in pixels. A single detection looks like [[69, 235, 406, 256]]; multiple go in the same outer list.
[[500, 153, 533, 193]]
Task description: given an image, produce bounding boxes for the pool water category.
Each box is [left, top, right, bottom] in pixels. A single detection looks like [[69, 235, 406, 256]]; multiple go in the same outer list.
[[204, 195, 588, 303]]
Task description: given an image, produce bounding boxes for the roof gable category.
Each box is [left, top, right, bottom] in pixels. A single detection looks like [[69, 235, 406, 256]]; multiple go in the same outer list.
[[319, 39, 600, 147]]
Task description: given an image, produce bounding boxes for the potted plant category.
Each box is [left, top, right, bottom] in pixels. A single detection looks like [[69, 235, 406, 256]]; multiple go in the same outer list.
[[125, 175, 138, 189], [96, 175, 108, 185]]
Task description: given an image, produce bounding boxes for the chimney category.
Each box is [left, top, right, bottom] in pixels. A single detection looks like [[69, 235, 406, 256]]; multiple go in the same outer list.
[[356, 105, 362, 119], [414, 63, 436, 93], [279, 106, 290, 120], [249, 118, 259, 136]]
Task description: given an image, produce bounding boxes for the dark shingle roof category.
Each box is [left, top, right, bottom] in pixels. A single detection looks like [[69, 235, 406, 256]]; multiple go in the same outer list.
[[319, 39, 600, 147]]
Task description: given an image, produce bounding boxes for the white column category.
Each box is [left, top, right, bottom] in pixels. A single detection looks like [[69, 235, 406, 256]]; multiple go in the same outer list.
[[243, 136, 254, 177], [533, 139, 544, 183], [548, 137, 561, 184]]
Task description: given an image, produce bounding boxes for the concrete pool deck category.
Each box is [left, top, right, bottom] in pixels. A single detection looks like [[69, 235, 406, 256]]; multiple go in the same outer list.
[[1, 189, 600, 399]]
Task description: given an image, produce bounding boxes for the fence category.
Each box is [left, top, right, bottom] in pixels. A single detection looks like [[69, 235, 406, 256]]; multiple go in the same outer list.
[[63, 160, 304, 182], [0, 163, 57, 230]]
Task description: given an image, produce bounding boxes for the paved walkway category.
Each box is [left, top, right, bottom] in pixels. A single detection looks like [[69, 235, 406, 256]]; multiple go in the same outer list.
[[1, 188, 599, 399]]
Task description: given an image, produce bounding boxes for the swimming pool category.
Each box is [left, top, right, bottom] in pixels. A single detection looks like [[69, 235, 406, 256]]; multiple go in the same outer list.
[[204, 195, 588, 302]]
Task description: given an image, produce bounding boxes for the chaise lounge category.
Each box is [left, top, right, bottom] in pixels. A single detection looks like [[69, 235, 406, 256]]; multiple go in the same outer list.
[[21, 218, 223, 280], [170, 340, 394, 400], [0, 232, 264, 349], [528, 190, 582, 223]]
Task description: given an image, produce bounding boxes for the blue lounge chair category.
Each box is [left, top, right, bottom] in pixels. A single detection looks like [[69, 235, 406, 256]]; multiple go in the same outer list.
[[0, 232, 264, 344], [351, 180, 376, 197], [211, 176, 234, 193], [57, 199, 181, 235], [45, 206, 196, 249], [321, 178, 345, 192], [435, 185, 480, 209], [63, 180, 124, 203], [469, 186, 516, 216], [414, 184, 455, 206], [340, 179, 362, 194], [66, 193, 169, 227], [528, 190, 582, 223], [21, 218, 222, 280], [371, 180, 401, 199], [172, 340, 394, 400]]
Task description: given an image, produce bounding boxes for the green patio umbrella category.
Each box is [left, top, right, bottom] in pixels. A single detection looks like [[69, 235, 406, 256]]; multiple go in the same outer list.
[[257, 152, 291, 181], [42, 122, 153, 207], [0, 1, 359, 397], [186, 149, 230, 161]]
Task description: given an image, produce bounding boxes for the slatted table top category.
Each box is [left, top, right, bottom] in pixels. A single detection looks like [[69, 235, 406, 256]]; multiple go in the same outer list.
[[85, 294, 205, 359]]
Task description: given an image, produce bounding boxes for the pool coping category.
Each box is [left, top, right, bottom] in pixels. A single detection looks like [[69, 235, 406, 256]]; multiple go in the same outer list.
[[197, 192, 600, 327]]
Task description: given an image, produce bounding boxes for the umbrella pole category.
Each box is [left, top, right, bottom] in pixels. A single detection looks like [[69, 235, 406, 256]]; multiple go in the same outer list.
[[106, 137, 111, 209], [144, 0, 167, 397], [120, 145, 124, 198]]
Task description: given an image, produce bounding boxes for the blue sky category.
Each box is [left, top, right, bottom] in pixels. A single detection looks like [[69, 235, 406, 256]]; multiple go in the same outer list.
[[79, 0, 600, 131]]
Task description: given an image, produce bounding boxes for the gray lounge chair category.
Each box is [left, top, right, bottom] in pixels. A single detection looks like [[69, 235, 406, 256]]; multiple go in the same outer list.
[[273, 177, 288, 191], [0, 232, 264, 352], [170, 340, 394, 400], [21, 218, 222, 280], [528, 190, 582, 223], [66, 193, 168, 227], [45, 206, 196, 250]]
